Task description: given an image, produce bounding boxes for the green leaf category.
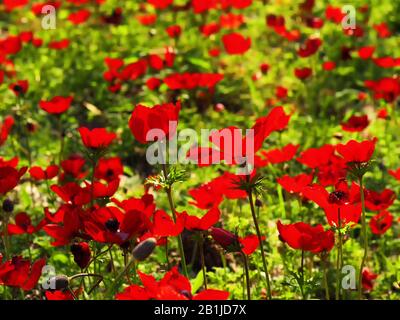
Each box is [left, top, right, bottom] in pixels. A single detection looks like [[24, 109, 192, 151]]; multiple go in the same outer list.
[[191, 270, 204, 295]]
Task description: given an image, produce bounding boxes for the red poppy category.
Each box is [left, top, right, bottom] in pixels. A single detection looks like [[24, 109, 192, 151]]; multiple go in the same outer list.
[[61, 155, 87, 180], [9, 80, 29, 96], [358, 46, 375, 59], [277, 173, 313, 194], [369, 210, 393, 235], [7, 212, 45, 235], [78, 127, 116, 149], [146, 77, 162, 90], [294, 67, 312, 79], [166, 25, 182, 38], [388, 168, 400, 181], [129, 101, 181, 144], [259, 143, 299, 165], [362, 268, 378, 291], [148, 0, 172, 9], [31, 2, 61, 16], [48, 39, 70, 50], [94, 157, 123, 182], [0, 157, 18, 168], [239, 234, 265, 255], [341, 115, 369, 132], [150, 210, 185, 238], [222, 33, 251, 55], [0, 256, 46, 291], [45, 290, 75, 300], [4, 0, 29, 11], [39, 96, 73, 114], [325, 5, 345, 23], [70, 242, 91, 269], [136, 14, 157, 26], [29, 165, 59, 181], [220, 13, 244, 29], [377, 108, 388, 119], [180, 207, 221, 231], [364, 188, 395, 211], [200, 22, 221, 37], [297, 37, 322, 58], [0, 116, 14, 146], [50, 182, 91, 206], [192, 0, 217, 14], [188, 182, 223, 210], [116, 266, 229, 300], [68, 9, 91, 25], [336, 138, 377, 164], [303, 180, 362, 228], [0, 166, 27, 195], [0, 35, 22, 55], [164, 73, 223, 90], [373, 23, 391, 38], [275, 86, 288, 99], [322, 61, 336, 71], [277, 221, 335, 253]]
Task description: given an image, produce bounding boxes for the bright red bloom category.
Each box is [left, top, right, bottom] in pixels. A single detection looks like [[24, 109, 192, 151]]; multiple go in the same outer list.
[[369, 210, 393, 235], [336, 138, 377, 164], [116, 267, 229, 300], [275, 86, 288, 99], [48, 39, 70, 50], [200, 22, 221, 37], [180, 207, 221, 231], [129, 101, 180, 144], [166, 25, 182, 38], [362, 268, 378, 291], [188, 182, 223, 210], [7, 212, 45, 235], [136, 14, 157, 26], [364, 189, 395, 211], [388, 168, 400, 181], [61, 155, 87, 180], [39, 96, 73, 114], [148, 0, 173, 9], [377, 108, 388, 119], [45, 290, 75, 300], [0, 166, 27, 195], [220, 13, 244, 29], [29, 165, 59, 181], [78, 127, 116, 149], [259, 143, 299, 165], [51, 182, 91, 206], [222, 33, 251, 55], [358, 46, 375, 59], [150, 210, 185, 238], [31, 2, 61, 16], [94, 157, 123, 182], [70, 242, 91, 269], [341, 115, 369, 132], [239, 234, 264, 255], [297, 37, 322, 57], [322, 61, 336, 71], [373, 23, 391, 38], [4, 0, 28, 11], [9, 80, 29, 96], [277, 173, 313, 194], [0, 35, 22, 55], [164, 73, 223, 90], [146, 77, 162, 90], [0, 116, 14, 146], [277, 221, 335, 253], [294, 67, 312, 79], [0, 256, 46, 291], [68, 9, 91, 25]]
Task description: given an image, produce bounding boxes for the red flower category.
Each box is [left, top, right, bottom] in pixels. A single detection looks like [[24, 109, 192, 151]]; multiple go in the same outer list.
[[362, 268, 378, 291], [85, 179, 120, 199], [68, 9, 91, 25], [136, 14, 157, 26], [4, 0, 29, 11], [388, 168, 400, 181], [39, 96, 73, 114], [322, 61, 336, 71], [239, 234, 265, 255], [369, 210, 393, 235], [61, 155, 87, 180], [200, 23, 221, 37], [336, 138, 377, 164], [277, 221, 335, 253], [180, 207, 221, 231], [29, 165, 59, 181], [7, 212, 45, 235], [0, 116, 14, 146], [70, 242, 91, 269], [297, 37, 322, 57], [9, 80, 29, 96], [148, 0, 173, 9], [377, 108, 388, 119], [373, 23, 391, 38], [277, 173, 313, 194], [48, 39, 70, 50], [0, 256, 46, 291], [45, 290, 75, 300], [146, 77, 162, 90], [188, 182, 223, 210], [78, 127, 116, 149], [166, 25, 182, 38], [50, 182, 91, 206], [275, 86, 288, 99], [220, 13, 244, 29], [150, 210, 185, 238], [128, 101, 180, 144], [364, 189, 395, 211], [259, 143, 299, 165], [0, 166, 27, 195], [0, 35, 22, 55], [116, 267, 229, 300], [222, 33, 251, 55], [294, 67, 312, 79], [358, 46, 375, 59], [94, 157, 123, 182], [341, 115, 369, 132], [164, 73, 223, 90]]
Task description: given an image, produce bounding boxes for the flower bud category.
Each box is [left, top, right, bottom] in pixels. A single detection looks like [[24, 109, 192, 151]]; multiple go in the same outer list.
[[2, 199, 14, 213], [70, 242, 91, 269], [49, 275, 69, 291], [255, 199, 263, 207], [210, 227, 240, 252], [132, 238, 157, 261]]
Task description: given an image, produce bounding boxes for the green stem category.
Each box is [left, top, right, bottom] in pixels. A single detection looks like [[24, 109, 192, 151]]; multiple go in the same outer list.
[[323, 257, 330, 300], [358, 176, 368, 300], [336, 207, 342, 300], [300, 250, 305, 299], [199, 232, 207, 290], [242, 252, 251, 300], [248, 188, 272, 299]]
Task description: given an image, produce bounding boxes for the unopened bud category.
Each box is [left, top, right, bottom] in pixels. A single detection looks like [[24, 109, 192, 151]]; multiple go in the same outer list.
[[49, 275, 69, 291], [2, 199, 14, 213], [210, 227, 240, 252], [255, 199, 263, 207], [132, 238, 157, 261]]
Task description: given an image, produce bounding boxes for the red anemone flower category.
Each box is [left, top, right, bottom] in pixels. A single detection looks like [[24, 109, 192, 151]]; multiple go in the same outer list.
[[78, 127, 116, 149], [336, 138, 377, 164], [0, 256, 46, 291], [239, 234, 265, 255], [180, 207, 221, 231], [297, 37, 322, 57], [259, 143, 299, 165], [0, 166, 27, 195], [364, 189, 395, 211], [148, 0, 173, 10], [0, 116, 14, 146], [150, 210, 185, 238], [94, 157, 123, 182], [116, 267, 229, 300], [277, 221, 335, 253], [29, 165, 59, 181], [362, 268, 378, 291], [341, 115, 369, 132], [39, 96, 73, 114], [294, 67, 312, 79], [222, 33, 251, 55], [369, 210, 393, 235], [277, 173, 313, 194], [68, 9, 91, 25], [50, 182, 91, 206], [388, 168, 400, 181], [166, 25, 182, 38], [9, 80, 29, 96], [7, 212, 45, 235], [4, 0, 29, 11], [61, 155, 87, 180], [129, 101, 181, 144]]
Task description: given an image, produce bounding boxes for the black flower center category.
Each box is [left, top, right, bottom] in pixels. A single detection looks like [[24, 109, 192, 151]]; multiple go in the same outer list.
[[105, 218, 120, 232]]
